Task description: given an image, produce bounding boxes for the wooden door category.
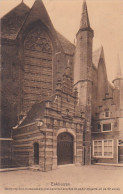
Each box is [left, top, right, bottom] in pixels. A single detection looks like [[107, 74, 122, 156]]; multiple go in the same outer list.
[[118, 146, 123, 163], [57, 132, 73, 165]]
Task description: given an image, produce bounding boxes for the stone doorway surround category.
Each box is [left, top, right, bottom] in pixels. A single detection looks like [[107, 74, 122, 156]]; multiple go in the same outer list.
[[52, 128, 77, 170]]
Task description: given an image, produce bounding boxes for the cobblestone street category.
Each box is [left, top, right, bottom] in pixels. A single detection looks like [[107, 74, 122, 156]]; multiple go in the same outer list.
[[0, 165, 123, 194]]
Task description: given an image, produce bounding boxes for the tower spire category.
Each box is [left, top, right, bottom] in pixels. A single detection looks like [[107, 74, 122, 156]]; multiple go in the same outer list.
[[80, 0, 90, 29]]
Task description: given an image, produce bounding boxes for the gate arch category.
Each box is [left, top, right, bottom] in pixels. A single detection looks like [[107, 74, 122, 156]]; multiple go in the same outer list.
[[57, 132, 74, 165]]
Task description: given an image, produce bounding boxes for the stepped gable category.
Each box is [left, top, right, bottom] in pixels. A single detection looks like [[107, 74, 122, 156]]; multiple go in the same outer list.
[[1, 2, 30, 40], [56, 31, 75, 55]]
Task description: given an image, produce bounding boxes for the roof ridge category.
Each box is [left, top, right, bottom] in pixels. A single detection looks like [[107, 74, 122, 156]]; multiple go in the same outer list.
[[1, 2, 30, 19]]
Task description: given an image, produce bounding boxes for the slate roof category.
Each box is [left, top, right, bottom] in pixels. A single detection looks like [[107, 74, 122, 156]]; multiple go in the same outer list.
[[93, 47, 102, 68], [113, 55, 123, 80], [1, 1, 102, 61], [80, 0, 90, 30], [1, 1, 75, 55], [20, 101, 46, 126], [92, 46, 105, 68], [19, 93, 56, 127], [56, 31, 75, 55], [1, 2, 30, 40], [93, 47, 114, 89]]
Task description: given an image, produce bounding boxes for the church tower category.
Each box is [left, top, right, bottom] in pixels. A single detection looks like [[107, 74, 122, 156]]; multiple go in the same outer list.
[[74, 0, 94, 164]]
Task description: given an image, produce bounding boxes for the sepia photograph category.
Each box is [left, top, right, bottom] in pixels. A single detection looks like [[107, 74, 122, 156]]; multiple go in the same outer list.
[[0, 0, 123, 193]]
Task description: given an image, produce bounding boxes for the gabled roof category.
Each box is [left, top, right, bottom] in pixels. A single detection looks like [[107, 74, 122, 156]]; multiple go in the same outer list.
[[19, 94, 56, 127], [1, 2, 30, 39], [20, 101, 46, 126], [56, 31, 75, 55], [22, 0, 54, 31], [1, 0, 75, 55]]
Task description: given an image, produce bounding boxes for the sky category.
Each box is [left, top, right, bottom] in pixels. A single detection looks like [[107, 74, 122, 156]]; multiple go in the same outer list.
[[0, 0, 123, 83]]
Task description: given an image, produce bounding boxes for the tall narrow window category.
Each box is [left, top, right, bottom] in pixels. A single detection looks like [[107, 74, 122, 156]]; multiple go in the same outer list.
[[93, 140, 102, 156], [34, 142, 39, 165], [104, 140, 113, 156]]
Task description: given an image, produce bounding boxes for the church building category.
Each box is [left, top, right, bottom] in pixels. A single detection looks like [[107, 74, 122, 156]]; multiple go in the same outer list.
[[0, 0, 123, 171]]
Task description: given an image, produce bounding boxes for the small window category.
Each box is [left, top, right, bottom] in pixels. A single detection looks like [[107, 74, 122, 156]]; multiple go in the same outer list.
[[105, 111, 110, 118], [97, 124, 101, 130], [102, 123, 112, 132], [118, 140, 123, 146]]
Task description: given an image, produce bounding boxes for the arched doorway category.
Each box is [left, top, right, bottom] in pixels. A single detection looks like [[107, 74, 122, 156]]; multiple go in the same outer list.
[[57, 132, 73, 165], [34, 142, 39, 165]]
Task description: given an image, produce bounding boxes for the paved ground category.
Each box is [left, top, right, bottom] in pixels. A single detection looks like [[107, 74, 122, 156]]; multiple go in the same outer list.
[[0, 165, 123, 194]]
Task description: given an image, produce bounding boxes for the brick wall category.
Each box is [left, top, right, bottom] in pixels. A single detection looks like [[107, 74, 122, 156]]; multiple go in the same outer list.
[[1, 40, 21, 137]]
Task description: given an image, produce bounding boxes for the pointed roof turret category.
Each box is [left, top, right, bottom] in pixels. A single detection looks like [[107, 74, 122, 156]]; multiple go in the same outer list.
[[76, 0, 93, 36], [80, 0, 90, 30], [114, 55, 123, 80]]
